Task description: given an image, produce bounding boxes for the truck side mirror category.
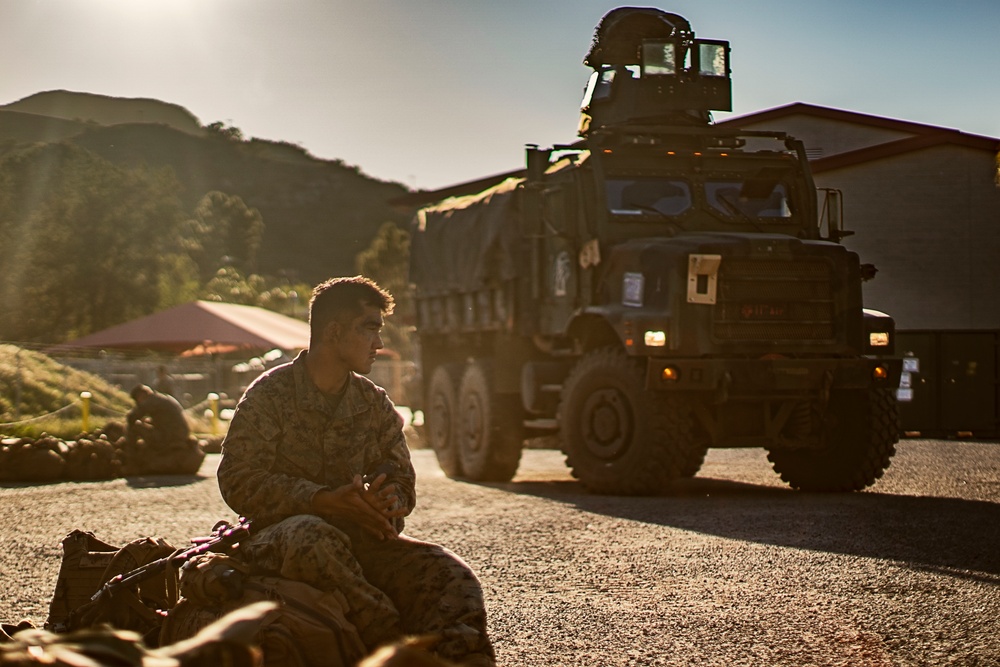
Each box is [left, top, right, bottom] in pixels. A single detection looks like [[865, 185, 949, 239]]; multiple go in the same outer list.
[[820, 188, 854, 243], [525, 144, 552, 183]]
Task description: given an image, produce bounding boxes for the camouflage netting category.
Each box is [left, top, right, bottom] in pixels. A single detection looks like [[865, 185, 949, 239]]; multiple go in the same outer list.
[[409, 177, 523, 295], [0, 423, 206, 482], [583, 7, 692, 67]]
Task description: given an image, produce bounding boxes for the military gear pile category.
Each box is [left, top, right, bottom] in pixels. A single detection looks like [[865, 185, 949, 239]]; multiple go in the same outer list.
[[2, 600, 278, 667], [163, 553, 367, 667], [48, 530, 179, 642], [40, 522, 372, 667]]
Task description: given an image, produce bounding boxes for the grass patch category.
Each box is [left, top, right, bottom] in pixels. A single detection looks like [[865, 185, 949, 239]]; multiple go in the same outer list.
[[0, 344, 133, 439]]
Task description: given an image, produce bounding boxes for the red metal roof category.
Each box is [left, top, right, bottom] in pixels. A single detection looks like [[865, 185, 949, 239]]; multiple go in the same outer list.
[[58, 301, 310, 355], [716, 102, 1000, 172]]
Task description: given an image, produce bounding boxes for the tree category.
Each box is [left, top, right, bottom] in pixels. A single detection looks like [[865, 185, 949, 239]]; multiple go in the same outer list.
[[199, 266, 266, 305], [199, 266, 311, 320], [356, 221, 413, 358], [205, 121, 244, 142], [0, 144, 188, 343], [181, 191, 265, 282]]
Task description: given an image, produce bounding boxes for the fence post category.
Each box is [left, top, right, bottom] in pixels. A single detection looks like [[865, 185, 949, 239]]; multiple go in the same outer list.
[[14, 348, 23, 421], [80, 391, 92, 433]]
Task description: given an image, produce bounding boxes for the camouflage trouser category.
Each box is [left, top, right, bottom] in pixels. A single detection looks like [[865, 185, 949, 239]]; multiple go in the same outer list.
[[122, 423, 203, 476], [125, 420, 188, 447], [241, 514, 495, 666]]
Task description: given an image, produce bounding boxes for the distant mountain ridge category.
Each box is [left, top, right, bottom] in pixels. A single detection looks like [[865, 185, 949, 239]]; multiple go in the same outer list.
[[2, 90, 205, 136], [0, 90, 410, 284]]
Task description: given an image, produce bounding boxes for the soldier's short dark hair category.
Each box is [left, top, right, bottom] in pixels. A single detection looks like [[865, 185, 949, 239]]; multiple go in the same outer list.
[[130, 384, 153, 401], [309, 276, 394, 344]]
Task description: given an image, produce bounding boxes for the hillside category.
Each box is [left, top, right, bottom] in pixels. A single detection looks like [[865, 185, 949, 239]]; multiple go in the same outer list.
[[2, 90, 205, 136], [0, 344, 133, 437], [0, 90, 411, 284], [0, 108, 92, 145]]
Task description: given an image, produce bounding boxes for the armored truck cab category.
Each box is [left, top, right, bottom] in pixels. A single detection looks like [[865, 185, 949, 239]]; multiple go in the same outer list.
[[409, 7, 901, 494]]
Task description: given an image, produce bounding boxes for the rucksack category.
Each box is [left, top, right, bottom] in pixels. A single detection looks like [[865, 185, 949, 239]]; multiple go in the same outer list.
[[160, 552, 367, 667], [3, 600, 278, 667], [47, 530, 178, 644], [45, 527, 367, 667]]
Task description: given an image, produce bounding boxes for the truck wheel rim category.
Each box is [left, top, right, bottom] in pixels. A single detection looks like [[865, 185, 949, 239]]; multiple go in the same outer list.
[[581, 387, 631, 460], [430, 392, 450, 447], [463, 395, 484, 453]]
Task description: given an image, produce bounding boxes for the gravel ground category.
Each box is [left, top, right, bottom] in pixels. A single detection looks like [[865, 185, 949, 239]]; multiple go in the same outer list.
[[1, 439, 998, 666]]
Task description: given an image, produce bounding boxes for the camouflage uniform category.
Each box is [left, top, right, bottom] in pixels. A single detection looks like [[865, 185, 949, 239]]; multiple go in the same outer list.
[[125, 392, 190, 446], [123, 391, 201, 476], [218, 352, 494, 665]]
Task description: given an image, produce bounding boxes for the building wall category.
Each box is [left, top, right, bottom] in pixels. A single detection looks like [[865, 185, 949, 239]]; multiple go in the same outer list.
[[739, 115, 914, 158], [815, 145, 1000, 329]]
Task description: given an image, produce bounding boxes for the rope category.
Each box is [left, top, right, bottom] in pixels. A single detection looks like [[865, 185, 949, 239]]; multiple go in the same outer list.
[[88, 399, 129, 418], [0, 401, 224, 431], [184, 398, 212, 415], [0, 400, 80, 428]]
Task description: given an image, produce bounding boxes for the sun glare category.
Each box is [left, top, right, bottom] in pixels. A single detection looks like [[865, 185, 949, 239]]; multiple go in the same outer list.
[[89, 0, 208, 20]]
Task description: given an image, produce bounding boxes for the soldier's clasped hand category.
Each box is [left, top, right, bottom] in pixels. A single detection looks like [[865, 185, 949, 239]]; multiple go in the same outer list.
[[311, 475, 405, 541]]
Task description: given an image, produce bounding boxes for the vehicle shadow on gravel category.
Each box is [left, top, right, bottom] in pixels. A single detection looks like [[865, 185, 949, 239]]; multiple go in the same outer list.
[[0, 474, 206, 489], [124, 473, 207, 488], [503, 477, 1000, 582]]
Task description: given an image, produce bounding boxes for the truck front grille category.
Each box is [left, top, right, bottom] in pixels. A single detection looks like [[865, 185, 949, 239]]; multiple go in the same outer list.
[[713, 258, 835, 342]]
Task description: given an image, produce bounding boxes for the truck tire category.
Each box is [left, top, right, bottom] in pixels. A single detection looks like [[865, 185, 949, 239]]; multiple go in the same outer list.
[[766, 388, 899, 491], [678, 446, 709, 478], [456, 361, 524, 482], [425, 365, 462, 479], [558, 347, 699, 495]]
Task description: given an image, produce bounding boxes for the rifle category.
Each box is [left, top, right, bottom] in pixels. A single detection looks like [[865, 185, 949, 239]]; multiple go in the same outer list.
[[69, 518, 252, 637]]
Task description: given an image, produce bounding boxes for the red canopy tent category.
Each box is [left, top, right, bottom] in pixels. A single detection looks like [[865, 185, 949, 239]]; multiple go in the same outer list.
[[58, 301, 310, 356]]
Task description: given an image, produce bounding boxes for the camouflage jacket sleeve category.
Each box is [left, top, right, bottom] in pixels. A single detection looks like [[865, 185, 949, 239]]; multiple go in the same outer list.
[[216, 376, 326, 527], [370, 390, 417, 520]]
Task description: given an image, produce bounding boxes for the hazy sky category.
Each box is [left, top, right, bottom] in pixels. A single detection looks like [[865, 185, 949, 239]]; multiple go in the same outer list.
[[2, 0, 998, 190]]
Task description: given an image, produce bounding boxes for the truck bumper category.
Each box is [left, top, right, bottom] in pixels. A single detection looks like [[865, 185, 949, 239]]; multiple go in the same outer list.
[[645, 356, 902, 397]]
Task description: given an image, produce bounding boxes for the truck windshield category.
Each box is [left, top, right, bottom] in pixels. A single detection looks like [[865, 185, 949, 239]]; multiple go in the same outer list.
[[705, 180, 792, 220], [581, 66, 640, 109], [606, 177, 692, 217]]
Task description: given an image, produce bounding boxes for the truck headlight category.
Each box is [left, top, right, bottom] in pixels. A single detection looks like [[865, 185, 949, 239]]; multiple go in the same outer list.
[[644, 330, 667, 347], [869, 332, 890, 347]]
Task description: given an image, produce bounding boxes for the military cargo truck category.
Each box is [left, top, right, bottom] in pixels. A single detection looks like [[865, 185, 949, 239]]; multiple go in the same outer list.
[[408, 7, 901, 494]]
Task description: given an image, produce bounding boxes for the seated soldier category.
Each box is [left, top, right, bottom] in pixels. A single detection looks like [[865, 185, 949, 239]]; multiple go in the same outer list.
[[218, 276, 496, 666], [124, 384, 204, 476], [125, 384, 191, 447]]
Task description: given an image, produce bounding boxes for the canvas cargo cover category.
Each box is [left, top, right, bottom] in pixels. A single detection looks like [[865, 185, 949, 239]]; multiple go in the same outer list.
[[409, 176, 524, 294]]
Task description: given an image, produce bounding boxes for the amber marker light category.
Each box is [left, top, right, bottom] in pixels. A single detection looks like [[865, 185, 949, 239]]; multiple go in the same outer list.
[[661, 366, 680, 381], [872, 364, 889, 380]]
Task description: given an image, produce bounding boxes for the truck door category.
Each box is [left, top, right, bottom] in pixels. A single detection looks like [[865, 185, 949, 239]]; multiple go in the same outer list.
[[538, 186, 579, 334]]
